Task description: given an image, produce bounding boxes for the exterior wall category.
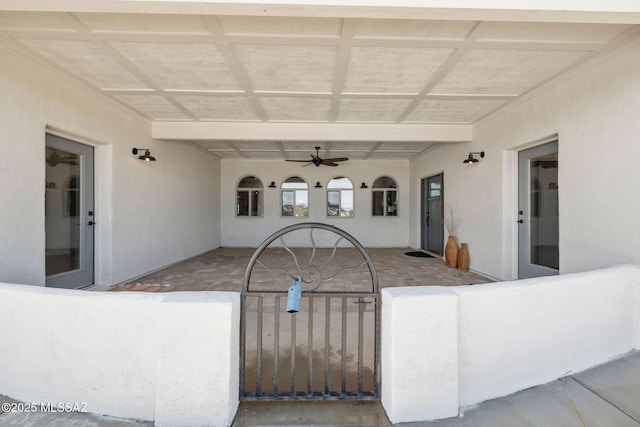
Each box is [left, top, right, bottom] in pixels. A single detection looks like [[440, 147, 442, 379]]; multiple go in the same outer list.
[[220, 159, 409, 247], [0, 282, 239, 427], [381, 264, 640, 424], [0, 49, 221, 286], [410, 37, 640, 279]]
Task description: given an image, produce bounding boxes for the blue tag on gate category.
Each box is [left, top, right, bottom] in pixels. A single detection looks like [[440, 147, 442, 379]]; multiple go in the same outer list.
[[286, 276, 303, 313]]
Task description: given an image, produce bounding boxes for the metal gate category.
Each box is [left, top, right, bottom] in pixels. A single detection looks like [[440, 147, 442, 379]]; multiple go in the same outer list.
[[240, 223, 380, 401]]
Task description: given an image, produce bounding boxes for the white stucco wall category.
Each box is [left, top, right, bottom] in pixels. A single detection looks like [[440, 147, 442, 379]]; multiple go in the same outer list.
[[409, 35, 640, 280], [0, 282, 239, 427], [380, 264, 640, 424], [0, 49, 221, 287], [220, 159, 409, 247]]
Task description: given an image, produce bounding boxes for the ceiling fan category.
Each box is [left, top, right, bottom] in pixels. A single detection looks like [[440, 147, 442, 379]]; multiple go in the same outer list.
[[46, 150, 78, 167], [286, 146, 348, 167]]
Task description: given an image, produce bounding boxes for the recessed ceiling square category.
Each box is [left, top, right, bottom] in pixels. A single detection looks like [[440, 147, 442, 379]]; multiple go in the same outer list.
[[74, 13, 209, 34], [405, 99, 508, 123], [113, 94, 189, 120], [337, 98, 412, 122], [173, 95, 259, 120], [343, 47, 454, 93], [475, 22, 632, 43], [232, 44, 337, 92], [218, 16, 341, 36], [432, 49, 587, 94], [109, 42, 240, 90], [18, 39, 148, 89], [0, 12, 76, 31], [261, 97, 331, 121], [354, 19, 475, 40]]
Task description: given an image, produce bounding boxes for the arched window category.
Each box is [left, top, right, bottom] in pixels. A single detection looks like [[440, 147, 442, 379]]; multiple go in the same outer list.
[[327, 177, 354, 217], [236, 176, 263, 217], [372, 176, 398, 217], [281, 177, 308, 217]]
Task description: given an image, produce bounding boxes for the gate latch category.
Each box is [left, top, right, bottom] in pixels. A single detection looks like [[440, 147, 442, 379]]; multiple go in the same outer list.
[[353, 298, 373, 305], [286, 276, 303, 313]]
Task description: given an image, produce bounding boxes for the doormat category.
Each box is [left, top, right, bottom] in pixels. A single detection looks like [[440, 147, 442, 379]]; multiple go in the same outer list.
[[405, 251, 435, 258]]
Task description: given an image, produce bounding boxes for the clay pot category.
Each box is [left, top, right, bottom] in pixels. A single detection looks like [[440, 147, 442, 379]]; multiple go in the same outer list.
[[445, 235, 458, 268], [457, 243, 469, 272]]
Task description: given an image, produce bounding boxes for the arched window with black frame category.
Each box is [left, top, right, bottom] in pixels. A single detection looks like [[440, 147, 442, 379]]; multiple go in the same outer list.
[[236, 176, 264, 217], [327, 177, 354, 217], [281, 176, 309, 217], [372, 176, 398, 217]]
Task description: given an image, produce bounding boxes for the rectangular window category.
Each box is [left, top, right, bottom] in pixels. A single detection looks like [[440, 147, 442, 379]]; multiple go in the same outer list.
[[372, 191, 384, 216], [327, 189, 353, 217], [282, 190, 308, 217], [237, 190, 263, 217], [237, 191, 249, 216], [372, 190, 397, 216]]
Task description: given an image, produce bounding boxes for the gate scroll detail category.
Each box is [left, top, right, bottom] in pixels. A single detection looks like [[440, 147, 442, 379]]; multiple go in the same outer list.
[[240, 223, 380, 401]]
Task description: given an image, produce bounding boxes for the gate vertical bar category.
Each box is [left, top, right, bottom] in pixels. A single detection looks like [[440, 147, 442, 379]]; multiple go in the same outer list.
[[307, 296, 314, 397], [341, 297, 347, 396], [324, 296, 330, 396], [357, 298, 364, 395], [290, 312, 296, 396], [273, 296, 280, 396], [256, 296, 263, 396]]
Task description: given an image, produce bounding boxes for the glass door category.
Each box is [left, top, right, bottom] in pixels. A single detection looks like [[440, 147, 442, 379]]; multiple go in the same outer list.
[[45, 134, 94, 288], [421, 173, 444, 255], [518, 141, 559, 278]]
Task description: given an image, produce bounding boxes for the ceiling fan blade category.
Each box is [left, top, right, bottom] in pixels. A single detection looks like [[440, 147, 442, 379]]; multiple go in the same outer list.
[[286, 159, 314, 162], [322, 157, 348, 162], [322, 162, 340, 167]]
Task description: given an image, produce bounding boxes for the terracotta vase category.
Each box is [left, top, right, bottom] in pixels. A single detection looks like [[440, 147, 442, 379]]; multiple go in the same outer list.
[[457, 242, 469, 272], [445, 235, 458, 268]]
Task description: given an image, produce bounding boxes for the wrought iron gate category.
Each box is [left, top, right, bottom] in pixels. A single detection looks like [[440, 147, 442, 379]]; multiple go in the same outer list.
[[240, 223, 380, 401]]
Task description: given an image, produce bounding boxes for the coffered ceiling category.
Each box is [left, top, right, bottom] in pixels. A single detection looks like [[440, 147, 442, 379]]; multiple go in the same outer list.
[[0, 2, 638, 160]]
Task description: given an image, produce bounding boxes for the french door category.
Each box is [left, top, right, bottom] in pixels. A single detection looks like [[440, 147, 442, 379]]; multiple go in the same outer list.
[[518, 141, 559, 278], [421, 173, 444, 255], [45, 134, 95, 288]]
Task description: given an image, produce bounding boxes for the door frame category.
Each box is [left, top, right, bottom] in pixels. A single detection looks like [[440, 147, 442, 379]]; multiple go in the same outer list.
[[517, 140, 559, 279], [45, 133, 95, 288], [421, 173, 444, 255]]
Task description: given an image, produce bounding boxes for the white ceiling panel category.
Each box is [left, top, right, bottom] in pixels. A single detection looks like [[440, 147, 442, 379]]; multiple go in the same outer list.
[[475, 22, 632, 43], [330, 141, 380, 151], [206, 150, 244, 158], [406, 99, 508, 123], [282, 142, 328, 151], [173, 95, 259, 120], [234, 141, 281, 151], [74, 13, 210, 34], [432, 49, 588, 95], [354, 19, 475, 40], [112, 94, 188, 120], [243, 151, 288, 159], [196, 140, 235, 150], [109, 42, 240, 90], [260, 97, 331, 121], [334, 151, 369, 160], [368, 151, 419, 159], [0, 12, 75, 31], [17, 39, 149, 89], [376, 142, 432, 151], [232, 44, 337, 92], [218, 16, 341, 36], [337, 98, 412, 122], [343, 47, 454, 93]]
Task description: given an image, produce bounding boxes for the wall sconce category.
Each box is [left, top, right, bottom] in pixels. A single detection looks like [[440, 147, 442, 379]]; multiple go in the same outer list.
[[360, 182, 368, 189], [268, 181, 276, 188], [315, 182, 322, 188], [463, 151, 484, 164], [132, 148, 156, 162]]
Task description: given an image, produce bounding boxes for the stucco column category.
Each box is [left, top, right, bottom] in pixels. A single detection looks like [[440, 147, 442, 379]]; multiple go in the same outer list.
[[381, 287, 459, 423]]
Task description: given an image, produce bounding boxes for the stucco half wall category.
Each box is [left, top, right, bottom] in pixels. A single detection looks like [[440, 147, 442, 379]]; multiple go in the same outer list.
[[0, 285, 239, 427], [381, 264, 640, 424]]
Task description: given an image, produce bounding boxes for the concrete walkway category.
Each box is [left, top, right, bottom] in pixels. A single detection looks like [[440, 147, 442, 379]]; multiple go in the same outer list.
[[2, 351, 638, 426]]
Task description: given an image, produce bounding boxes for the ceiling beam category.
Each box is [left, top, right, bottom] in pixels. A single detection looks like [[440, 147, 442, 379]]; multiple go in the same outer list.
[[152, 121, 472, 142], [1, 1, 640, 24]]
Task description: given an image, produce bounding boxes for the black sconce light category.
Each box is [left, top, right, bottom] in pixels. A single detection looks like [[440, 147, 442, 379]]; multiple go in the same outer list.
[[360, 182, 368, 189], [463, 151, 484, 164], [268, 181, 276, 188], [315, 182, 322, 188], [132, 148, 156, 162]]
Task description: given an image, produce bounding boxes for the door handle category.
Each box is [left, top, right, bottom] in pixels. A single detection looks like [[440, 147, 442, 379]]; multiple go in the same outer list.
[[88, 221, 96, 226], [517, 219, 523, 224]]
